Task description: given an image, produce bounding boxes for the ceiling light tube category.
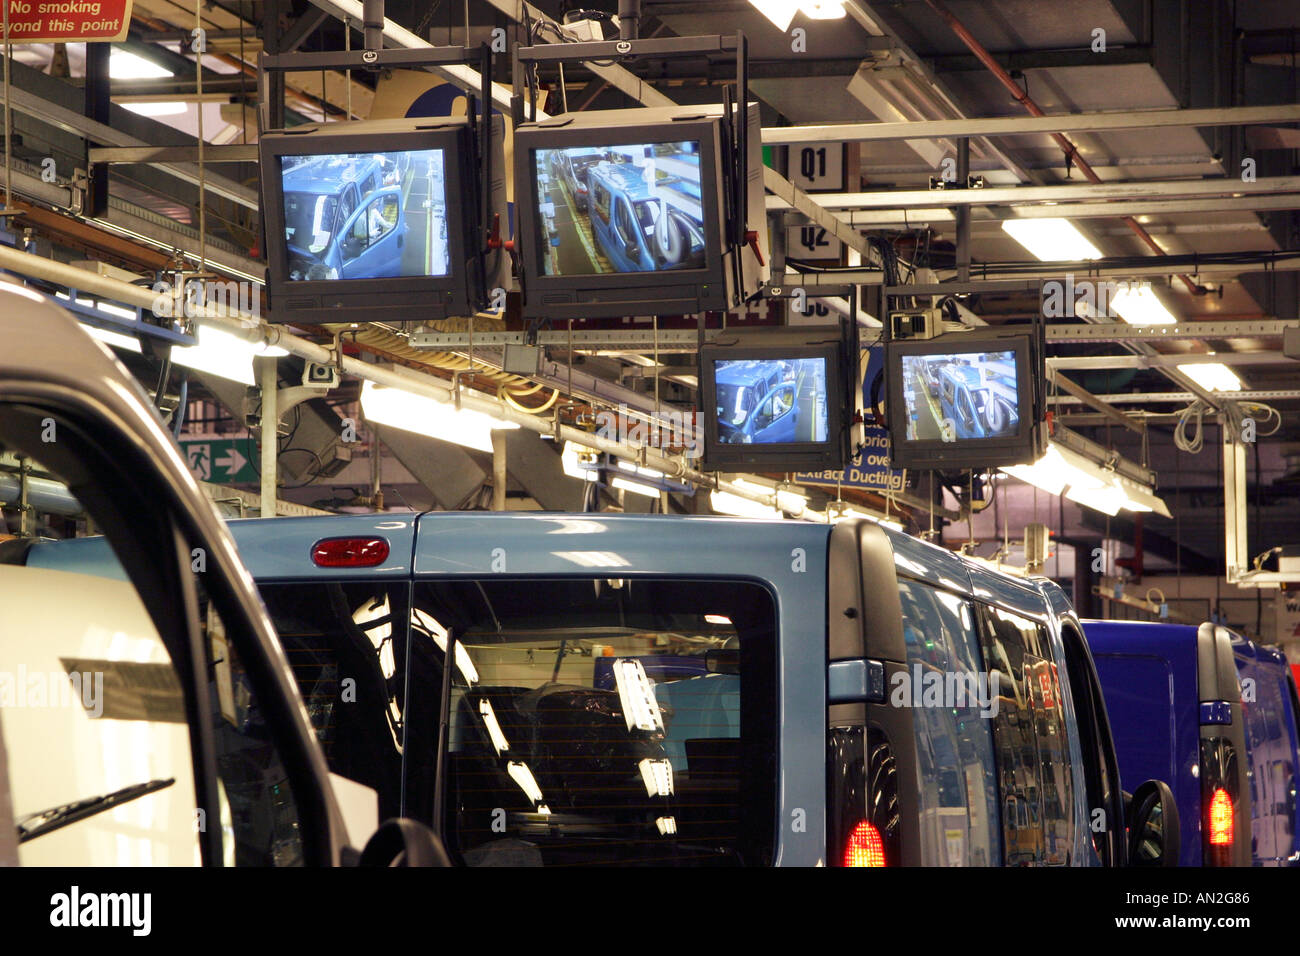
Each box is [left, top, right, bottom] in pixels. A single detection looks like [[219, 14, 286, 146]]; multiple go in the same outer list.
[[1002, 218, 1102, 262], [360, 380, 519, 453], [1177, 359, 1242, 392]]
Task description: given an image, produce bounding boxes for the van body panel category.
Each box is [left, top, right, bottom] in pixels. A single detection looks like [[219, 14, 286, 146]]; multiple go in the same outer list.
[[227, 515, 416, 579], [1085, 621, 1203, 866]]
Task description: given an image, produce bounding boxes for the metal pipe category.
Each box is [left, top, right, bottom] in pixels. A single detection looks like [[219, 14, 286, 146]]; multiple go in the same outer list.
[[491, 430, 507, 511], [362, 0, 384, 52], [0, 471, 82, 517], [618, 0, 641, 40], [259, 358, 278, 518]]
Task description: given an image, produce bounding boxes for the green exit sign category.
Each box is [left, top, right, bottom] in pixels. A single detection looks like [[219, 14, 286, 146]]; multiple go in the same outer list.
[[181, 438, 258, 484]]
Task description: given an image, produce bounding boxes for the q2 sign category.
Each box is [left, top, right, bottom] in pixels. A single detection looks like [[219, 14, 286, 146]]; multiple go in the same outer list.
[[785, 223, 843, 260]]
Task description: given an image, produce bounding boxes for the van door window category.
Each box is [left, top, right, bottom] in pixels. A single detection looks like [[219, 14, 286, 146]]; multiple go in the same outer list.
[[896, 580, 1001, 866], [0, 453, 306, 866], [254, 582, 411, 822], [977, 606, 1075, 865], [405, 577, 778, 866]]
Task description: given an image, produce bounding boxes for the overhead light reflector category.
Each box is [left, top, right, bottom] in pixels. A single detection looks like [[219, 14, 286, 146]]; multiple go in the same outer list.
[[747, 0, 802, 31], [1178, 359, 1242, 393], [1002, 218, 1102, 262], [360, 380, 519, 453], [110, 50, 174, 80]]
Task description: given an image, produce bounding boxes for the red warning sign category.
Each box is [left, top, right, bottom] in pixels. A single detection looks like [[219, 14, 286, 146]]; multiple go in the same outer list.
[[3, 0, 133, 43]]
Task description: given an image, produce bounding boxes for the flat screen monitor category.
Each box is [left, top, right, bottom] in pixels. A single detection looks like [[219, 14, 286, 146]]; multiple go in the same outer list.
[[259, 116, 506, 324], [886, 330, 1043, 470], [700, 324, 851, 472], [514, 105, 768, 320]]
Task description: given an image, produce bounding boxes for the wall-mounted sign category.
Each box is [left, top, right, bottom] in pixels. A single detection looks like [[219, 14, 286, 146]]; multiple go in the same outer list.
[[4, 0, 132, 43]]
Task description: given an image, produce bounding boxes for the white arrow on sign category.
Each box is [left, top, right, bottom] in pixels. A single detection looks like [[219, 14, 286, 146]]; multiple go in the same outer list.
[[216, 447, 247, 478]]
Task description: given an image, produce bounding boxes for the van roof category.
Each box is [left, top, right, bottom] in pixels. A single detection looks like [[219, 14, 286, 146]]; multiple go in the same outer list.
[[282, 156, 382, 195], [25, 512, 1061, 623]]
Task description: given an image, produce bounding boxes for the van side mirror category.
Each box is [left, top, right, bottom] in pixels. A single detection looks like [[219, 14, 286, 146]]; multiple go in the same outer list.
[[1126, 780, 1180, 867], [358, 818, 452, 867]]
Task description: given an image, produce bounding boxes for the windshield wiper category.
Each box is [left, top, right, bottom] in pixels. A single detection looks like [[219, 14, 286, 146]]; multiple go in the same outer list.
[[16, 778, 175, 844]]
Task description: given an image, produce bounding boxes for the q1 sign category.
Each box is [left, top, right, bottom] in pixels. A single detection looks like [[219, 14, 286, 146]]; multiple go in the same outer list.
[[3, 0, 133, 43]]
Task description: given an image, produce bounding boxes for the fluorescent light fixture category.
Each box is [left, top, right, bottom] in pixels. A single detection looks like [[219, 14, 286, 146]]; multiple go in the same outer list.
[[123, 102, 188, 117], [638, 758, 675, 797], [710, 489, 781, 519], [1001, 444, 1105, 498], [82, 324, 142, 354], [1002, 218, 1102, 262], [611, 475, 662, 498], [506, 762, 544, 804], [704, 614, 732, 625], [1178, 359, 1242, 392], [360, 379, 519, 453], [171, 324, 288, 386], [802, 1, 846, 18], [1110, 284, 1177, 326], [479, 699, 510, 755], [825, 502, 904, 531], [561, 441, 599, 481], [553, 550, 631, 568], [1001, 442, 1171, 517], [775, 489, 808, 516], [412, 608, 480, 684], [613, 659, 665, 733], [748, 0, 801, 31], [110, 50, 173, 80], [655, 816, 678, 836]]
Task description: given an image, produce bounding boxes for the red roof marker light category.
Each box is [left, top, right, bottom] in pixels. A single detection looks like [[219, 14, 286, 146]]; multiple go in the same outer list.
[[311, 537, 390, 568]]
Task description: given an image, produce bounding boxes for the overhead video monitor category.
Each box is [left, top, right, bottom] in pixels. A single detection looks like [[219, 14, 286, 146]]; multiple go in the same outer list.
[[279, 148, 450, 280], [259, 116, 508, 324], [534, 141, 707, 277], [700, 323, 854, 472], [886, 329, 1044, 470], [514, 104, 769, 320]]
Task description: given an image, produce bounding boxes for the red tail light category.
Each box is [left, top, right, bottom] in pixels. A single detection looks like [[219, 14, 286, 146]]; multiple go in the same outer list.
[[311, 537, 390, 568], [1208, 788, 1234, 846], [843, 821, 886, 867]]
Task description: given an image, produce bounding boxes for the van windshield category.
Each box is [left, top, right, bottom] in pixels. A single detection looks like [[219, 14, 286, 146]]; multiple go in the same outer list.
[[283, 192, 338, 254], [409, 577, 777, 866]]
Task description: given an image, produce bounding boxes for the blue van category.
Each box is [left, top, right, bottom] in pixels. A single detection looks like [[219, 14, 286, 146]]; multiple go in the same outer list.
[[587, 160, 706, 273], [282, 156, 408, 281], [1084, 619, 1300, 866], [26, 512, 1179, 867], [937, 364, 1017, 440]]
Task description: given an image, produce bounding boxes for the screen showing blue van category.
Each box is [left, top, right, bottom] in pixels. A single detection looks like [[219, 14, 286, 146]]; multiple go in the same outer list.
[[712, 357, 829, 445], [279, 148, 448, 281], [533, 142, 706, 276], [901, 349, 1020, 442]]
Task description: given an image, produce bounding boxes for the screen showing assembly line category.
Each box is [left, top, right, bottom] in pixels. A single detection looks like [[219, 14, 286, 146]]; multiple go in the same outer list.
[[899, 348, 1020, 442], [713, 357, 830, 445], [532, 142, 707, 276], [279, 148, 450, 281]]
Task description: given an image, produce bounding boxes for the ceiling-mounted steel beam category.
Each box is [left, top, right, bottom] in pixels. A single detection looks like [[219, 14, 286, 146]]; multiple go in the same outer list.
[[304, 0, 528, 116], [768, 176, 1300, 211], [6, 86, 259, 212], [760, 102, 1300, 145], [1049, 390, 1300, 405], [1048, 352, 1297, 370]]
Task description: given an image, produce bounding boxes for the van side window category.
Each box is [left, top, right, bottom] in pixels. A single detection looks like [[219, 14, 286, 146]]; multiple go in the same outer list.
[[896, 580, 1001, 866], [254, 582, 411, 821], [977, 606, 1075, 865]]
